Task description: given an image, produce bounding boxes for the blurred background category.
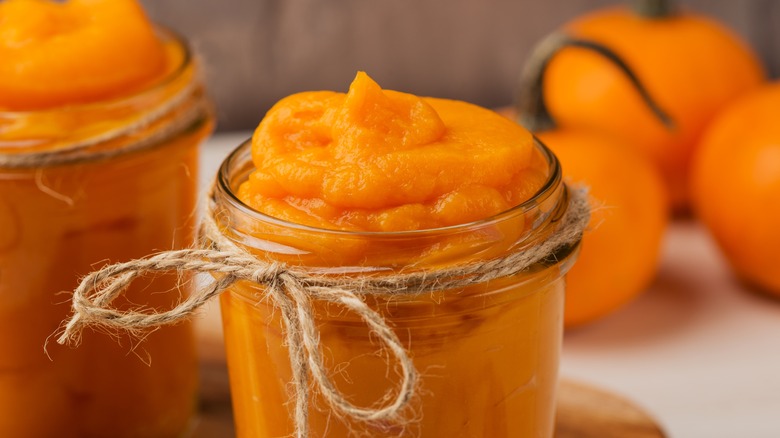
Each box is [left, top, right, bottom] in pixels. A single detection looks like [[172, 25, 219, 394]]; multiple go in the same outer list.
[[140, 0, 779, 131]]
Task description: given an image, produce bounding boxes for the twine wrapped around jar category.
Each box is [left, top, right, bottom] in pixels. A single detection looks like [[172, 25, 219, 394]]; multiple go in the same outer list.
[[56, 184, 590, 438], [0, 79, 208, 168]]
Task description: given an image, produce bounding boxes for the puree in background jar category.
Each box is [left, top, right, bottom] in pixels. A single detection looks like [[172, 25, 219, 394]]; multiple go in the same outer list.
[[0, 0, 213, 437], [213, 72, 579, 437]]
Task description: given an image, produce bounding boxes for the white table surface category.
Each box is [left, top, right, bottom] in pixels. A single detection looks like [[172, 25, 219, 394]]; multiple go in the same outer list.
[[197, 133, 780, 438]]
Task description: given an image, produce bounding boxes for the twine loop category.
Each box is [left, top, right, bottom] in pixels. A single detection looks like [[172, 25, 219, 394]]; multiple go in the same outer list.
[[57, 185, 590, 438]]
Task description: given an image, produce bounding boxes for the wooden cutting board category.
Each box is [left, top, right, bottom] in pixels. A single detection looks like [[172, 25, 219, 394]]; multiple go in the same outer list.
[[555, 380, 666, 438], [191, 359, 666, 438]]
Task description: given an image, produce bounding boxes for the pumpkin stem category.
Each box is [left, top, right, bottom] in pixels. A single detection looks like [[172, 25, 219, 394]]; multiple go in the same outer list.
[[633, 0, 677, 19], [516, 32, 674, 133]]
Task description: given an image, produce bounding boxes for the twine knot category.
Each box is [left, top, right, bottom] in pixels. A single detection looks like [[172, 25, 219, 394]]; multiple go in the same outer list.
[[251, 262, 285, 284]]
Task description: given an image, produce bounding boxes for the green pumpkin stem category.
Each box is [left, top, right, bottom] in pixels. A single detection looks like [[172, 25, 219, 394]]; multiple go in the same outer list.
[[633, 0, 676, 19], [516, 32, 674, 133]]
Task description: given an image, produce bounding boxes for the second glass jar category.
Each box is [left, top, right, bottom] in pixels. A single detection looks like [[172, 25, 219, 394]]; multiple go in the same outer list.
[[0, 30, 213, 438]]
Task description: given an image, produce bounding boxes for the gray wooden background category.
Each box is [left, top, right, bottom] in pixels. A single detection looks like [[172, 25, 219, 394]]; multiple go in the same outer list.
[[140, 0, 779, 131]]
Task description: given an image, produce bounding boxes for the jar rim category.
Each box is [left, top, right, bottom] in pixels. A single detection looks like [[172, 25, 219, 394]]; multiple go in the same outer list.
[[214, 136, 563, 238], [0, 25, 192, 117]]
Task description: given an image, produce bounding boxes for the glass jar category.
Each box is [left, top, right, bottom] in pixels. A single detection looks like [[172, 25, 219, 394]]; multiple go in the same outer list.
[[211, 138, 579, 438], [0, 30, 214, 437]]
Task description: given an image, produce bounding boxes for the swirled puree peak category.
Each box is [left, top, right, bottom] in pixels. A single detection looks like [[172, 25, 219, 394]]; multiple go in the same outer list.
[[0, 0, 166, 110], [239, 72, 547, 232]]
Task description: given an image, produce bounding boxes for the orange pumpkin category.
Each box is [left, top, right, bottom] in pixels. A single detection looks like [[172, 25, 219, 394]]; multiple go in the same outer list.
[[514, 34, 668, 328], [692, 82, 780, 296], [541, 0, 764, 210], [539, 131, 668, 327]]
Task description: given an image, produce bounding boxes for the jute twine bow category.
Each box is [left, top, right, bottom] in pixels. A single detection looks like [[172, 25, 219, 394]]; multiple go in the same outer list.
[[56, 185, 590, 438]]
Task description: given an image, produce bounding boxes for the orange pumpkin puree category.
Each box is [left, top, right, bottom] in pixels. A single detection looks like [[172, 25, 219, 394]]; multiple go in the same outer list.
[[238, 72, 544, 232], [222, 73, 566, 437], [0, 0, 166, 110], [0, 1, 210, 437]]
